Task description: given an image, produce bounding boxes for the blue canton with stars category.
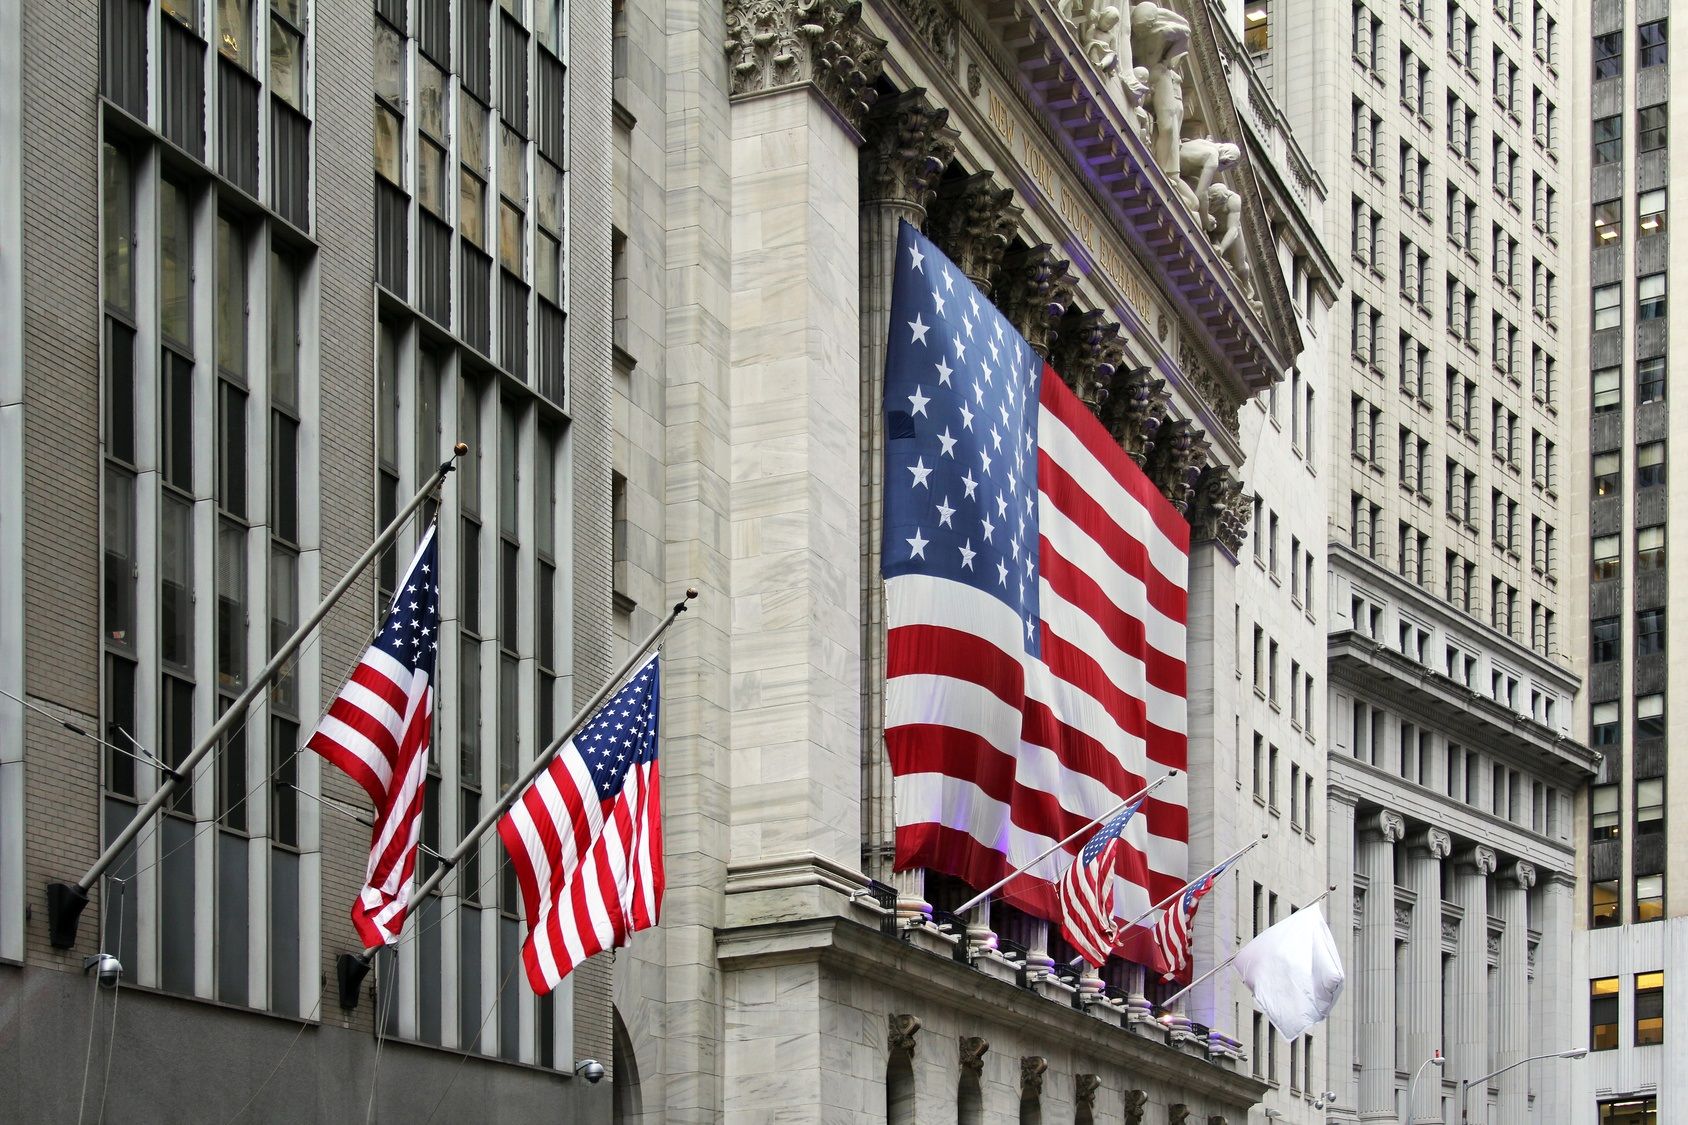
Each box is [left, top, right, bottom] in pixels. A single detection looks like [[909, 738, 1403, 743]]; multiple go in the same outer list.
[[376, 527, 442, 682], [882, 220, 1043, 656], [572, 656, 660, 800], [1079, 799, 1145, 865]]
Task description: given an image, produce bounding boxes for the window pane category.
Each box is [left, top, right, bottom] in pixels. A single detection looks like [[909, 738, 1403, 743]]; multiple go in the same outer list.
[[418, 56, 447, 139], [374, 20, 406, 107], [218, 381, 248, 516], [269, 545, 299, 710], [105, 655, 138, 797], [218, 0, 254, 66], [460, 95, 489, 174], [161, 495, 195, 668], [163, 0, 199, 31], [419, 138, 448, 216], [460, 170, 487, 248], [217, 518, 247, 690], [460, 637, 481, 783], [102, 144, 135, 314], [160, 179, 195, 343], [269, 18, 305, 107], [272, 412, 299, 544], [104, 466, 136, 648], [268, 251, 299, 409], [374, 105, 404, 185]]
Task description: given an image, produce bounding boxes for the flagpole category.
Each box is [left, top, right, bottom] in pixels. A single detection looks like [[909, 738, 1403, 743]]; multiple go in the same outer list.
[[340, 587, 699, 987], [952, 771, 1180, 916], [46, 445, 470, 951], [1155, 883, 1337, 1009], [1117, 832, 1269, 935]]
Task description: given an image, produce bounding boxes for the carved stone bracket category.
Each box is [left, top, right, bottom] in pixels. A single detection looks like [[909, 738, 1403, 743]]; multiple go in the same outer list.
[[860, 88, 959, 211], [1049, 309, 1126, 408], [997, 244, 1078, 355], [959, 1034, 990, 1074], [925, 172, 1022, 292], [724, 0, 887, 132], [1121, 1087, 1147, 1123], [888, 1012, 922, 1054], [1169, 1105, 1191, 1125], [1020, 1056, 1048, 1097], [1186, 463, 1248, 555], [1095, 364, 1168, 463], [1141, 418, 1205, 513]]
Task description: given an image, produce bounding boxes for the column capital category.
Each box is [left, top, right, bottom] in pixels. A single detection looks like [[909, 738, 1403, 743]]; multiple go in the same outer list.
[[1506, 860, 1537, 889], [1095, 363, 1170, 464], [1364, 809, 1406, 843], [925, 171, 1021, 292], [1187, 464, 1250, 555], [860, 88, 959, 211], [1020, 1056, 1049, 1097], [1049, 308, 1126, 407], [725, 0, 886, 133], [997, 243, 1078, 356], [1141, 418, 1208, 514], [888, 1012, 922, 1054], [1411, 828, 1453, 859], [1460, 845, 1498, 874], [959, 1034, 990, 1074]]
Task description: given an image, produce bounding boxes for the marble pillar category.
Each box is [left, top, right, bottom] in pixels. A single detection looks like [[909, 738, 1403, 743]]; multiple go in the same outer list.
[[1447, 846, 1496, 1119], [1495, 861, 1534, 1121], [1403, 829, 1451, 1122], [1357, 811, 1405, 1122], [1326, 785, 1361, 1121], [1531, 871, 1575, 1123], [856, 88, 957, 924]]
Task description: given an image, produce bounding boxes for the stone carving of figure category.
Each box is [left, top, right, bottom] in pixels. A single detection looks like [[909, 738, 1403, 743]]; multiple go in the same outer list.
[[1130, 2, 1191, 173], [1176, 138, 1241, 226], [1056, 0, 1126, 73], [1206, 183, 1258, 309]]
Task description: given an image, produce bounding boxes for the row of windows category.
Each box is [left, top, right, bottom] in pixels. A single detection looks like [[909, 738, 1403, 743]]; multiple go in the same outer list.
[[1591, 357, 1668, 414], [1592, 21, 1669, 80], [1590, 972, 1664, 1049], [1590, 524, 1667, 585], [1593, 106, 1669, 166], [1592, 190, 1668, 247], [1589, 688, 1667, 747], [1593, 276, 1668, 333], [1590, 779, 1665, 843]]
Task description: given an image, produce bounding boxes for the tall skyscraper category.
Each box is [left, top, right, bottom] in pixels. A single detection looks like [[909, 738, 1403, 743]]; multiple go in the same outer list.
[[1266, 0, 1597, 1117], [1568, 3, 1678, 1121]]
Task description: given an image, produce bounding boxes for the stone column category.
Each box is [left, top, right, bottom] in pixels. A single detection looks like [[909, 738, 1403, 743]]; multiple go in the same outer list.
[[1531, 871, 1574, 1125], [1357, 810, 1405, 1122], [1447, 846, 1496, 1119], [856, 88, 957, 924], [1403, 829, 1452, 1121], [1326, 785, 1361, 1121], [1495, 861, 1534, 1121]]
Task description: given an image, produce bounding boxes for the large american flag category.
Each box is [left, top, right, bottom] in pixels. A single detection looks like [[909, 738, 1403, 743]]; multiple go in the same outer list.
[[1056, 799, 1147, 968], [497, 653, 663, 993], [882, 221, 1189, 968], [308, 526, 440, 948], [1150, 855, 1235, 981]]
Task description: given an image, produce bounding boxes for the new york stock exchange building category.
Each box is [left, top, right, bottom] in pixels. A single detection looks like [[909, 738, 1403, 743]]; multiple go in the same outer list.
[[610, 0, 1339, 1120]]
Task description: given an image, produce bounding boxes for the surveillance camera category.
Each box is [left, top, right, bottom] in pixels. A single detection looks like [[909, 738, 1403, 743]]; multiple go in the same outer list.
[[574, 1059, 606, 1085], [84, 953, 122, 989]]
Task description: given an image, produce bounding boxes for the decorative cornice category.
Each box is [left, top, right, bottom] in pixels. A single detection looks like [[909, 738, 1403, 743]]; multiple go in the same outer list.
[[960, 1034, 990, 1074], [897, 0, 961, 76], [1021, 1055, 1049, 1096], [1176, 338, 1240, 438], [1141, 418, 1206, 513], [1187, 463, 1248, 554], [997, 244, 1078, 355], [724, 0, 886, 132], [1096, 363, 1169, 464], [925, 171, 1022, 291], [889, 1012, 922, 1054], [860, 88, 959, 210], [1049, 308, 1126, 408]]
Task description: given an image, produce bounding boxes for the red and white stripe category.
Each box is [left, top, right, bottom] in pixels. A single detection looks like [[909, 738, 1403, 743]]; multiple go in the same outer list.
[[888, 372, 1189, 962]]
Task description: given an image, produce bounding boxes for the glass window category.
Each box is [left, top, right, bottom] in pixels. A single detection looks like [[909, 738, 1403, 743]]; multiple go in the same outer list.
[[1637, 874, 1664, 922], [1635, 973, 1664, 1044], [217, 381, 247, 517], [1637, 607, 1666, 656], [1637, 778, 1665, 832], [375, 105, 404, 185], [1591, 879, 1619, 927], [1593, 285, 1622, 331], [269, 251, 299, 410], [160, 178, 195, 344], [1244, 0, 1269, 52], [161, 494, 195, 669], [162, 0, 199, 29], [218, 0, 254, 67], [1591, 783, 1620, 841], [1594, 451, 1621, 496], [1637, 442, 1666, 487], [102, 144, 135, 315], [1639, 105, 1668, 153], [1637, 525, 1666, 571], [1593, 367, 1621, 413], [460, 169, 487, 248], [1591, 700, 1621, 746], [1592, 198, 1622, 247], [1638, 190, 1666, 237], [216, 518, 247, 691], [269, 545, 298, 709], [1592, 534, 1620, 581], [1638, 357, 1665, 404], [103, 466, 137, 649], [1591, 976, 1620, 1049], [1591, 615, 1620, 663], [1639, 21, 1667, 67], [374, 19, 406, 108], [1593, 114, 1622, 164], [1639, 274, 1667, 320], [1593, 32, 1623, 79], [270, 14, 305, 107]]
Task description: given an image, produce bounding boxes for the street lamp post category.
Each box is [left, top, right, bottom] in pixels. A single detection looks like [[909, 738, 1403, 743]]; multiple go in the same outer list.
[[1401, 1051, 1444, 1124], [1457, 1047, 1589, 1124]]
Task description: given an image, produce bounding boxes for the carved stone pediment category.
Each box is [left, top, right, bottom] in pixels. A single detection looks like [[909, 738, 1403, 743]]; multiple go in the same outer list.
[[725, 0, 886, 131], [997, 244, 1078, 355], [860, 88, 959, 210], [925, 172, 1022, 292]]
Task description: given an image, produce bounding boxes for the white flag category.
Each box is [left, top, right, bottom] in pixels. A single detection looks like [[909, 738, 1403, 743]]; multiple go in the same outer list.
[[1233, 904, 1345, 1041]]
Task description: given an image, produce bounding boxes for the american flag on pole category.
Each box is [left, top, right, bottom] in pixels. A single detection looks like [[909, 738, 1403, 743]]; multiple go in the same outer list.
[[882, 221, 1189, 968], [1056, 799, 1147, 968], [497, 653, 663, 994], [1150, 856, 1235, 981], [308, 526, 440, 948]]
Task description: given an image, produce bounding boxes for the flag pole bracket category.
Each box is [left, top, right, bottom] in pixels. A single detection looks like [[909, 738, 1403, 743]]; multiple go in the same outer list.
[[46, 882, 89, 949], [337, 951, 374, 1011]]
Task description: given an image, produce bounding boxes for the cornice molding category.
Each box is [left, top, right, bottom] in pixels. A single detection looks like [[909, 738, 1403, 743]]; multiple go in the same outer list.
[[725, 0, 887, 134]]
